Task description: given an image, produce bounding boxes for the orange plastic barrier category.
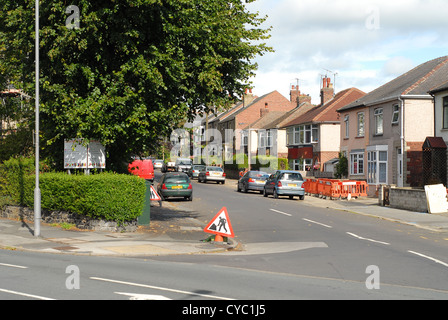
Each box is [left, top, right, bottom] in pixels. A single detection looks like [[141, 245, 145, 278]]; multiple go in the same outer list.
[[304, 178, 368, 199]]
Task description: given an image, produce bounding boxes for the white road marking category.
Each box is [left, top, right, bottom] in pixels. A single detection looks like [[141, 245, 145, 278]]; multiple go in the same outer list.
[[90, 277, 235, 300], [0, 262, 28, 269], [0, 288, 55, 300], [269, 209, 292, 217], [302, 218, 332, 228], [408, 251, 448, 268], [115, 292, 171, 300], [346, 232, 390, 245]]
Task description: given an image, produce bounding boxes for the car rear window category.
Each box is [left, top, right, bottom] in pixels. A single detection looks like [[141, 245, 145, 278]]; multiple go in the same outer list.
[[249, 171, 269, 178], [165, 175, 189, 184], [280, 172, 303, 181], [207, 167, 223, 172]]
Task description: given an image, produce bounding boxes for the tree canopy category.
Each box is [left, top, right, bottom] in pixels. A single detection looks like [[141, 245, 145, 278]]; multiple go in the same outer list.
[[0, 0, 272, 170]]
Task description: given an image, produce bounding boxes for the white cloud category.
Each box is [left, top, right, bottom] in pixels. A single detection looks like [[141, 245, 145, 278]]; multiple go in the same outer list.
[[246, 0, 448, 103]]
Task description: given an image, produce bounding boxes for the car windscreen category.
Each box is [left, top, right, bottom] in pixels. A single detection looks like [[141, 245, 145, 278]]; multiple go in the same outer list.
[[280, 172, 303, 181], [165, 176, 189, 184]]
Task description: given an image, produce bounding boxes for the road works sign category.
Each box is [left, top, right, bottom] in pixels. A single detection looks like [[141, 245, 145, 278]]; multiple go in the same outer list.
[[150, 185, 162, 201], [204, 207, 235, 238]]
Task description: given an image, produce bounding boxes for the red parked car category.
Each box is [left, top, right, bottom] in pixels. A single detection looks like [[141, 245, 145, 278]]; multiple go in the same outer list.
[[128, 159, 154, 181]]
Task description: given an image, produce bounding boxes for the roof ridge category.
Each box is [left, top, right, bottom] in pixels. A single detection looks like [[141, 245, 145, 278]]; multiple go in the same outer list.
[[402, 57, 448, 95]]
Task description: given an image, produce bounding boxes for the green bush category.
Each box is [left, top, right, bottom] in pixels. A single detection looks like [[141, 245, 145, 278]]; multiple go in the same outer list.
[[0, 157, 36, 205], [223, 154, 289, 172], [0, 157, 146, 223]]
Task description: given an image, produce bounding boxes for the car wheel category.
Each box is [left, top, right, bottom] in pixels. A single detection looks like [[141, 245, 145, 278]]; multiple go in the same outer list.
[[273, 189, 278, 199], [289, 195, 294, 200], [299, 194, 305, 200], [237, 183, 241, 192]]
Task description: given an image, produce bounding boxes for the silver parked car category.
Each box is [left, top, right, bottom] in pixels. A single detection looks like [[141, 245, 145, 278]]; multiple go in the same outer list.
[[187, 164, 206, 179], [263, 170, 305, 200], [237, 170, 270, 193], [198, 166, 226, 184]]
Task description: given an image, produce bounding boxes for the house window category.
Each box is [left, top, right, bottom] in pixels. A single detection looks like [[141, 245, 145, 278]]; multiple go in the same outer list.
[[258, 130, 266, 148], [288, 125, 319, 145], [312, 126, 318, 143], [374, 108, 383, 135], [293, 158, 312, 171], [443, 97, 448, 129], [357, 112, 365, 137], [266, 130, 272, 147], [344, 115, 349, 138], [287, 127, 293, 145], [367, 146, 388, 184], [350, 152, 364, 175], [241, 131, 248, 146], [391, 104, 400, 124]]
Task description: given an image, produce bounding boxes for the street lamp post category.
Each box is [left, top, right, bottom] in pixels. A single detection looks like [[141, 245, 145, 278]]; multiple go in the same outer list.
[[34, 0, 41, 237]]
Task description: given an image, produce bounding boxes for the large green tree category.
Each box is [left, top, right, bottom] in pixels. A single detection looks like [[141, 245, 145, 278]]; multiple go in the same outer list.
[[0, 0, 272, 171]]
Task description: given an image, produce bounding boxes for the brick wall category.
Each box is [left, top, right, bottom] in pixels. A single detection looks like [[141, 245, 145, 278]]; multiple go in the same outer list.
[[388, 187, 427, 212]]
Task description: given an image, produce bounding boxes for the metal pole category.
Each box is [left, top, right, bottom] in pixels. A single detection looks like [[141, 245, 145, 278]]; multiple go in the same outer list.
[[34, 0, 41, 237]]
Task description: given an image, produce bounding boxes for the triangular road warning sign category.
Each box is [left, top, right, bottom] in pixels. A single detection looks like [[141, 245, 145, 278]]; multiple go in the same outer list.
[[150, 185, 161, 201], [204, 207, 234, 238]]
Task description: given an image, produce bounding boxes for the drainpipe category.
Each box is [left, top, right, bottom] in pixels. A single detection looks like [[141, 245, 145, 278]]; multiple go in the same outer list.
[[398, 96, 404, 187]]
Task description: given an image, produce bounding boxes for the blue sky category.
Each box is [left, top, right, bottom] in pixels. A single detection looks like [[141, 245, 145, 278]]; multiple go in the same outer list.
[[246, 0, 448, 103]]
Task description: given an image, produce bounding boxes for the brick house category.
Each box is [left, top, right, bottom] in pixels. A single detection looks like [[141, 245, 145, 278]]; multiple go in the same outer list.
[[337, 56, 448, 192], [427, 80, 448, 186], [244, 85, 315, 159], [282, 77, 365, 173], [201, 89, 297, 164]]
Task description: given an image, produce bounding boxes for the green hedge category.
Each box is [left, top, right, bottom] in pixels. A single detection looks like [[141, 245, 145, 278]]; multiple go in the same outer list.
[[223, 154, 289, 172], [0, 157, 146, 223]]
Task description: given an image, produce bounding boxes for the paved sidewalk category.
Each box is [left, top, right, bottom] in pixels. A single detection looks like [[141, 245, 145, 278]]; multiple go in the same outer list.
[[1, 182, 448, 257], [0, 201, 236, 257]]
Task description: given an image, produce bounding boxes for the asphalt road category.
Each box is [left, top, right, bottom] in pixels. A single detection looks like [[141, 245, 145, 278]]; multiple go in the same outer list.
[[151, 171, 448, 296], [1, 171, 448, 301]]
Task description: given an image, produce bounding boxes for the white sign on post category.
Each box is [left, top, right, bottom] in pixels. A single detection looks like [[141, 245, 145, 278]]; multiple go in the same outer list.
[[64, 139, 106, 169], [424, 184, 448, 214]]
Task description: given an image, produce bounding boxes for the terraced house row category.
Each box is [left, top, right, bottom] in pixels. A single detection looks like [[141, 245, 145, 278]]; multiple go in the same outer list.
[[198, 56, 448, 196]]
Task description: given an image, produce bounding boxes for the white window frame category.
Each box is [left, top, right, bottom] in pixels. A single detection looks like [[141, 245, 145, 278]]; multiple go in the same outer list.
[[357, 112, 365, 137], [344, 115, 349, 138], [350, 152, 364, 175], [289, 124, 319, 145], [258, 130, 266, 148], [266, 130, 273, 147], [241, 131, 248, 146], [391, 104, 400, 124], [374, 108, 383, 135], [367, 145, 388, 185], [293, 158, 312, 171]]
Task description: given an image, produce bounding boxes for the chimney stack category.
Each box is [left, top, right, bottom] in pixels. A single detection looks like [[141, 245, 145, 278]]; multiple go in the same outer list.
[[320, 77, 334, 106], [290, 84, 311, 106], [243, 88, 255, 107], [260, 102, 269, 117]]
